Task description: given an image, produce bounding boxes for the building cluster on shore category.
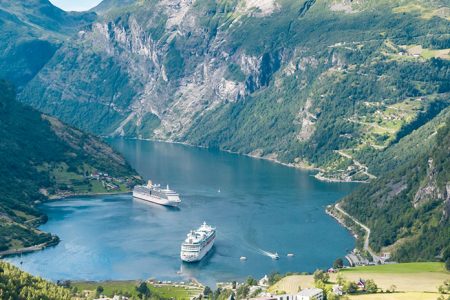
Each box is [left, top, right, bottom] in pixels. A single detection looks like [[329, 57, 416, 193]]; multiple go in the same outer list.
[[89, 171, 122, 191], [94, 296, 128, 300], [253, 288, 323, 300], [216, 275, 324, 300]]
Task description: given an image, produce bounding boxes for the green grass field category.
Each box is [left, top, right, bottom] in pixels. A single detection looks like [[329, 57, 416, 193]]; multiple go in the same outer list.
[[270, 263, 450, 295], [72, 280, 202, 299], [348, 292, 442, 300], [88, 180, 108, 193], [338, 263, 449, 293], [73, 280, 140, 297], [341, 262, 447, 274], [45, 161, 131, 195]]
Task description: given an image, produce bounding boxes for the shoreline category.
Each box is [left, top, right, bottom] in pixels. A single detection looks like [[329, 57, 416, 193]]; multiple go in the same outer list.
[[71, 279, 204, 288], [1, 191, 132, 258], [325, 204, 359, 239], [314, 173, 369, 183], [122, 136, 319, 170], [326, 203, 381, 263], [3, 138, 363, 270], [113, 137, 367, 184], [48, 190, 132, 201], [0, 237, 59, 258]]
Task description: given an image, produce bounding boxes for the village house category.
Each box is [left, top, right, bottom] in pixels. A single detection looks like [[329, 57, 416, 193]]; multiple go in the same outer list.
[[260, 288, 323, 300], [259, 275, 270, 287], [357, 279, 366, 290], [332, 284, 343, 296], [94, 295, 129, 300], [297, 288, 323, 300]]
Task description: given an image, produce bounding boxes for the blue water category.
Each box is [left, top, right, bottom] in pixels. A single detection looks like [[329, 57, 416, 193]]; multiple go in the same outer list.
[[7, 140, 357, 285]]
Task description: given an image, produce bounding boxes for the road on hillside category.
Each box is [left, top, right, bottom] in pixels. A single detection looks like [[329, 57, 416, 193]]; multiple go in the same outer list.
[[335, 203, 381, 262]]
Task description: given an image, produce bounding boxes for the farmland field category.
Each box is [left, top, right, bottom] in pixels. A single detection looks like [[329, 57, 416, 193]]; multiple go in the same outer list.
[[269, 263, 449, 294]]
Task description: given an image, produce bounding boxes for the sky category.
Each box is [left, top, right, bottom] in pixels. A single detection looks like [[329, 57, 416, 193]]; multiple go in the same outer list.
[[49, 0, 103, 11]]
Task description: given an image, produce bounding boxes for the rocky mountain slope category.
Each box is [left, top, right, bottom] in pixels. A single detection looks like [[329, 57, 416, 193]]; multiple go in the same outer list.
[[0, 80, 140, 252], [16, 0, 450, 182]]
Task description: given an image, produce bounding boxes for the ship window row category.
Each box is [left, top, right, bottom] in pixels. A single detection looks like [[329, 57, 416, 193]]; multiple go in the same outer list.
[[182, 249, 200, 253], [182, 246, 201, 250]]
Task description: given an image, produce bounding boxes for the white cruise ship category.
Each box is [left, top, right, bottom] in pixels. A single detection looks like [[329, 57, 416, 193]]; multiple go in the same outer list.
[[180, 222, 216, 262], [133, 180, 181, 207]]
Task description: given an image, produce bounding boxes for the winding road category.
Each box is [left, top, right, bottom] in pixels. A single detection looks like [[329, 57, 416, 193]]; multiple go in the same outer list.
[[335, 203, 380, 262], [335, 150, 377, 179]]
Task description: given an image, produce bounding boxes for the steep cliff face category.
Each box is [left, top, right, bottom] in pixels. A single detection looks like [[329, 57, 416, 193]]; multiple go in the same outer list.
[[413, 159, 449, 208], [13, 0, 450, 182], [22, 0, 288, 138]]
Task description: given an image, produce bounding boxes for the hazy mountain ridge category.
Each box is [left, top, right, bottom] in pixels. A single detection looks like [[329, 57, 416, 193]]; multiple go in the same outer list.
[[0, 0, 96, 86]]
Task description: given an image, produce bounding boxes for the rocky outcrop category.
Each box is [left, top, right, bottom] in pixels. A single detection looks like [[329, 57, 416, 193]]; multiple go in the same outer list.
[[413, 158, 448, 208], [442, 183, 450, 221], [413, 157, 450, 226], [329, 0, 363, 13], [240, 0, 280, 17], [296, 98, 317, 141]]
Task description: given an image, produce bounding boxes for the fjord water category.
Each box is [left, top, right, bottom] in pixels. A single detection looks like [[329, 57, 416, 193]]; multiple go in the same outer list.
[[8, 140, 357, 284]]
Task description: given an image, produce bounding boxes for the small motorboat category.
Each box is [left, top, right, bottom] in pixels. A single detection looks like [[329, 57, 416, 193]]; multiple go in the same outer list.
[[240, 256, 247, 261], [272, 252, 280, 260], [287, 253, 295, 257]]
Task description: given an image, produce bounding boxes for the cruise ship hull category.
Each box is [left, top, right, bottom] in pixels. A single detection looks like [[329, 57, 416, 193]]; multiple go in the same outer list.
[[133, 191, 180, 207], [180, 235, 215, 262]]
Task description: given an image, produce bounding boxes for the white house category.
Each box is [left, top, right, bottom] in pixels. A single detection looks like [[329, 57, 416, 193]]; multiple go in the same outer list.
[[259, 275, 270, 287], [332, 284, 343, 296], [297, 288, 323, 300], [272, 288, 323, 300], [273, 294, 296, 300], [94, 296, 129, 300]]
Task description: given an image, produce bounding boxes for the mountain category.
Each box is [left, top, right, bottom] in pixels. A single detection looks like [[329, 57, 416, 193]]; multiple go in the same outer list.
[[1, 0, 449, 262], [340, 107, 449, 262], [0, 0, 96, 86], [17, 0, 450, 182], [0, 80, 140, 252]]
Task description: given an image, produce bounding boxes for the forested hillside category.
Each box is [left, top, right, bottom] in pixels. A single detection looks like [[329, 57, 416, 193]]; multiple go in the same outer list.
[[0, 261, 72, 300], [0, 81, 140, 252], [0, 261, 191, 300], [341, 108, 450, 262], [14, 0, 450, 182]]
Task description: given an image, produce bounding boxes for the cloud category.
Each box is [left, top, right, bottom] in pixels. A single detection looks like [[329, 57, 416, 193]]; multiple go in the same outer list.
[[49, 0, 103, 11]]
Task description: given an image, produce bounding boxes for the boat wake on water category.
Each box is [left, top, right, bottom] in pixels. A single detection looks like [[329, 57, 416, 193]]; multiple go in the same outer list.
[[257, 248, 280, 260]]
